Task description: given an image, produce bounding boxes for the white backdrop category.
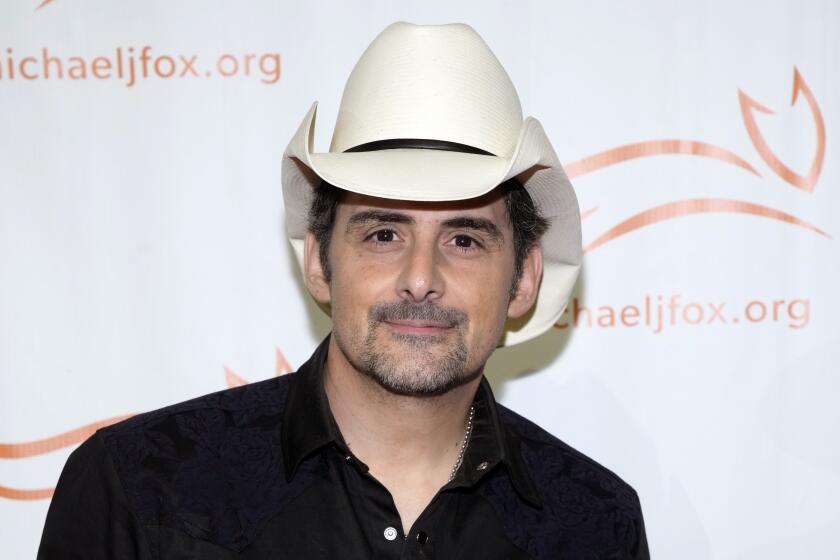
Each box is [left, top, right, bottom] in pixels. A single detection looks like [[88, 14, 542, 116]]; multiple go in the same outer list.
[[2, 1, 838, 558]]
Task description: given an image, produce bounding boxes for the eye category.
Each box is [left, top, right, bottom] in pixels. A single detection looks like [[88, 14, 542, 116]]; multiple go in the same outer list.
[[376, 230, 394, 242], [450, 234, 483, 252], [365, 229, 399, 244], [454, 235, 474, 248]]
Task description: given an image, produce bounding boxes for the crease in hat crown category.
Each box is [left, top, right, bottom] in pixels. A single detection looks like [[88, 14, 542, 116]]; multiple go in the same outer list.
[[281, 20, 583, 347], [329, 22, 524, 157]]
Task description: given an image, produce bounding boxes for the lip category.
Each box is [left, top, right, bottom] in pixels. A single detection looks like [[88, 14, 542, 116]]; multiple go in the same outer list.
[[383, 320, 453, 336]]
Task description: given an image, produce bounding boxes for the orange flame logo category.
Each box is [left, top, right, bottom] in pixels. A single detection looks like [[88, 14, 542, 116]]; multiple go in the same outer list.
[[738, 68, 825, 192], [568, 67, 828, 253], [1, 67, 829, 501]]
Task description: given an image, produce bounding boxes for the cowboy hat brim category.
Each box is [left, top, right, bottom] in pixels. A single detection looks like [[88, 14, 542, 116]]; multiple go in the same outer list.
[[282, 102, 582, 346]]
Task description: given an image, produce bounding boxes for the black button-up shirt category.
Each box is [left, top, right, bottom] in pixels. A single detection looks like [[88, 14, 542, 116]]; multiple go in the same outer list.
[[38, 335, 649, 559]]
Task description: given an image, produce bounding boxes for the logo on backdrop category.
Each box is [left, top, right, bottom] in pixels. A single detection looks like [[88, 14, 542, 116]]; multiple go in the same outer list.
[[0, 68, 829, 500], [569, 67, 826, 254], [553, 67, 828, 333], [8, 5, 282, 87], [0, 46, 283, 86]]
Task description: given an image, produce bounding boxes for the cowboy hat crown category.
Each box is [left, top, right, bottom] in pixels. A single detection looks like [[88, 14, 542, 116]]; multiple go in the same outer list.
[[329, 22, 522, 157], [282, 21, 582, 346]]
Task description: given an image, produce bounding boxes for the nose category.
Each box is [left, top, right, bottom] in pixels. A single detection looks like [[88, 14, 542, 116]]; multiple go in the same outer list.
[[396, 237, 444, 303]]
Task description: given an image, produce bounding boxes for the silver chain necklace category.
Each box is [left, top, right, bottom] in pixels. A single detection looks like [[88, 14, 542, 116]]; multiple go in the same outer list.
[[447, 405, 475, 483]]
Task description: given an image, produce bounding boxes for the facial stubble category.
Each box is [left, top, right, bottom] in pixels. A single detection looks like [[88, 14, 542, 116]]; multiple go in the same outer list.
[[354, 301, 479, 396]]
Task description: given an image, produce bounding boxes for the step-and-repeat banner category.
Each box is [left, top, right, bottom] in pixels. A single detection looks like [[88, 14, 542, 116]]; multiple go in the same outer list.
[[2, 1, 838, 557]]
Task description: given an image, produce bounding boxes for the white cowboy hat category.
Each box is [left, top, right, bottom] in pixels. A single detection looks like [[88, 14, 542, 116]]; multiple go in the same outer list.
[[281, 21, 581, 346]]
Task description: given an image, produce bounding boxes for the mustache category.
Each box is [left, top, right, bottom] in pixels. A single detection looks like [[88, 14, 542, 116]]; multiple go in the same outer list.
[[369, 301, 467, 327]]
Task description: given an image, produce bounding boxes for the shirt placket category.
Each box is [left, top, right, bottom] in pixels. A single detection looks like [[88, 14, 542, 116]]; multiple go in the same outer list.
[[340, 446, 449, 560], [338, 446, 406, 559]]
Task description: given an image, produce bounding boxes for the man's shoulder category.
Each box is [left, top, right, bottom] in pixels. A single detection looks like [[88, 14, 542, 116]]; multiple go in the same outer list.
[[92, 374, 299, 550], [496, 402, 641, 508], [97, 372, 296, 482], [490, 402, 647, 558], [101, 373, 294, 440]]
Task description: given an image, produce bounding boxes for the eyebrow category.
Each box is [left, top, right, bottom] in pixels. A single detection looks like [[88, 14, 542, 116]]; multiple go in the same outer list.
[[345, 210, 504, 243], [345, 210, 415, 233], [441, 216, 504, 243]]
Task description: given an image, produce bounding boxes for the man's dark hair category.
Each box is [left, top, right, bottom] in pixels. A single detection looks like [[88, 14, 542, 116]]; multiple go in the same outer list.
[[307, 178, 549, 296]]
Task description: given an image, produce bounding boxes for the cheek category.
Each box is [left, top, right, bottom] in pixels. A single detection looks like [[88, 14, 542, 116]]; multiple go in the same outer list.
[[328, 253, 393, 327], [448, 265, 513, 345]]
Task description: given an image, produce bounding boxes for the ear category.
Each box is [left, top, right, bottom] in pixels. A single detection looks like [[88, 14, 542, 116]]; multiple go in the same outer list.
[[303, 230, 331, 305], [507, 243, 543, 319]]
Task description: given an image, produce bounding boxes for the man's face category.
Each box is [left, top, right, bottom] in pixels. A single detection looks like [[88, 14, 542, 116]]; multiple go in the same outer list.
[[304, 189, 541, 396]]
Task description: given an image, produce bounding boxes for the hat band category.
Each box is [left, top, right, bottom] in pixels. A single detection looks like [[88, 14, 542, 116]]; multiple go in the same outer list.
[[344, 138, 495, 156]]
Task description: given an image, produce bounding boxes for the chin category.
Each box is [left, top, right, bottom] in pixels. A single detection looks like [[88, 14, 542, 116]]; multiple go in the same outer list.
[[366, 364, 479, 397], [359, 328, 474, 396]]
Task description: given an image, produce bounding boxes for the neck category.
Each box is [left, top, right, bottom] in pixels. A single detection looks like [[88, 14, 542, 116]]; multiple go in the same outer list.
[[322, 336, 481, 484]]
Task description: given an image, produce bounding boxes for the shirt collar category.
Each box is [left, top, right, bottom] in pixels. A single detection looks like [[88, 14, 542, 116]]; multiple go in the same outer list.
[[281, 335, 340, 480], [281, 334, 542, 508]]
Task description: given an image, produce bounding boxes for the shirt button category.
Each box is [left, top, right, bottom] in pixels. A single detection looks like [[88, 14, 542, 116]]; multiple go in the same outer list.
[[416, 531, 429, 545], [383, 526, 398, 541], [476, 461, 489, 471]]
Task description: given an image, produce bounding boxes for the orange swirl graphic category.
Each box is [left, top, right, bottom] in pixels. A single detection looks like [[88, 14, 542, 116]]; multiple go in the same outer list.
[[0, 415, 133, 459], [565, 140, 760, 179], [1, 348, 291, 500], [580, 207, 599, 220], [584, 198, 830, 253], [35, 0, 54, 9], [0, 485, 54, 501]]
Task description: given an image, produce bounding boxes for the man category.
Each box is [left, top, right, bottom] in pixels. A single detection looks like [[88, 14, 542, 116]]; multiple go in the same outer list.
[[38, 22, 648, 559]]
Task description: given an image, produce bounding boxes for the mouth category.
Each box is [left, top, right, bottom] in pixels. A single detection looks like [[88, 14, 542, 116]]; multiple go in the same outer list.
[[382, 319, 454, 336]]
